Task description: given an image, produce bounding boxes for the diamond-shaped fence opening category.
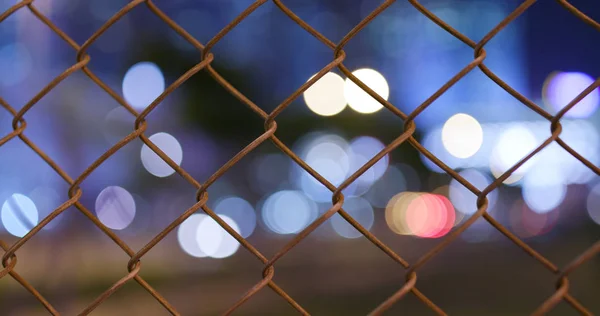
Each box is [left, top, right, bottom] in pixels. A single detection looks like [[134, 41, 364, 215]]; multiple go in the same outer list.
[[0, 0, 599, 315]]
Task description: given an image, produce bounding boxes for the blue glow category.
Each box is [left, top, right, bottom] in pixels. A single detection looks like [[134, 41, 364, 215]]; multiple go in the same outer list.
[[0, 43, 32, 86]]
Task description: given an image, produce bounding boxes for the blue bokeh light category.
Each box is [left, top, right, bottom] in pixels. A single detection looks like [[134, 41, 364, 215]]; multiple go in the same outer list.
[[261, 190, 317, 235], [214, 196, 256, 238], [1, 193, 38, 237], [331, 197, 374, 239], [122, 62, 165, 110]]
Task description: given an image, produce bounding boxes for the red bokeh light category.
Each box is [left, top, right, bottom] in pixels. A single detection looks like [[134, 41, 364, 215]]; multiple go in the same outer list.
[[510, 200, 560, 238], [406, 193, 455, 238]]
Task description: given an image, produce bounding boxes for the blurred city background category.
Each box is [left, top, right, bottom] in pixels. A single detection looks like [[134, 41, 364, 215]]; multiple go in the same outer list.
[[0, 0, 599, 315]]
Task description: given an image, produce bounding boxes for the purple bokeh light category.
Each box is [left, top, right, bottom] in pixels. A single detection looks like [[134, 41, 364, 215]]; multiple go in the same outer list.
[[545, 72, 599, 118]]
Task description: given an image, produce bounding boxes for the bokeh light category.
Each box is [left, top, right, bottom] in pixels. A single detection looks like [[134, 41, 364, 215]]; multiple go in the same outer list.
[[294, 134, 351, 202], [521, 166, 566, 214], [510, 199, 559, 238], [122, 62, 165, 110], [330, 197, 374, 239], [442, 113, 483, 159], [385, 192, 455, 238], [558, 121, 600, 185], [420, 126, 467, 173], [449, 169, 496, 215], [348, 136, 388, 180], [214, 196, 256, 238], [544, 72, 599, 118], [262, 190, 317, 234], [95, 186, 136, 230], [303, 72, 347, 116], [177, 214, 208, 258], [586, 183, 600, 225], [385, 192, 419, 235], [346, 136, 389, 196], [344, 68, 389, 114], [1, 193, 38, 238], [433, 185, 465, 227], [405, 193, 455, 238], [522, 147, 565, 187], [141, 132, 183, 178], [522, 182, 565, 214], [196, 215, 241, 259], [490, 124, 538, 184]]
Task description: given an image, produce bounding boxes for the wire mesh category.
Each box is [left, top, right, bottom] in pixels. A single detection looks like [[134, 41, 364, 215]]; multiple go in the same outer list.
[[0, 0, 598, 315]]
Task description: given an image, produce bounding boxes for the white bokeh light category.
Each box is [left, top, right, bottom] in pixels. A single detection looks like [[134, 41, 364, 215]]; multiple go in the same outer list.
[[442, 113, 483, 159], [294, 134, 352, 202], [345, 136, 389, 197], [214, 196, 256, 238], [95, 186, 136, 230], [490, 124, 538, 184], [522, 180, 566, 214], [141, 132, 183, 177], [344, 68, 389, 114], [1, 193, 38, 238], [348, 136, 388, 180], [523, 144, 566, 187], [196, 215, 241, 259], [544, 72, 599, 118], [559, 121, 600, 185], [262, 190, 317, 234], [177, 214, 208, 258], [122, 62, 165, 110], [299, 159, 348, 203], [331, 197, 374, 239], [307, 140, 350, 176], [303, 72, 347, 116]]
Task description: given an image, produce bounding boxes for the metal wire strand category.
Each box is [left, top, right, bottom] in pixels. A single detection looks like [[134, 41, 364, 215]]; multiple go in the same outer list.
[[0, 0, 598, 315]]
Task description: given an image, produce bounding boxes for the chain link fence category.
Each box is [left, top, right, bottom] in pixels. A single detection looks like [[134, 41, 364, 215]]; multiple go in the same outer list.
[[0, 0, 599, 315]]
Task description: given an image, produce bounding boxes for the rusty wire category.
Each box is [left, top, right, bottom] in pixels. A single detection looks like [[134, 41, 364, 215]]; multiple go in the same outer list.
[[0, 0, 599, 315]]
